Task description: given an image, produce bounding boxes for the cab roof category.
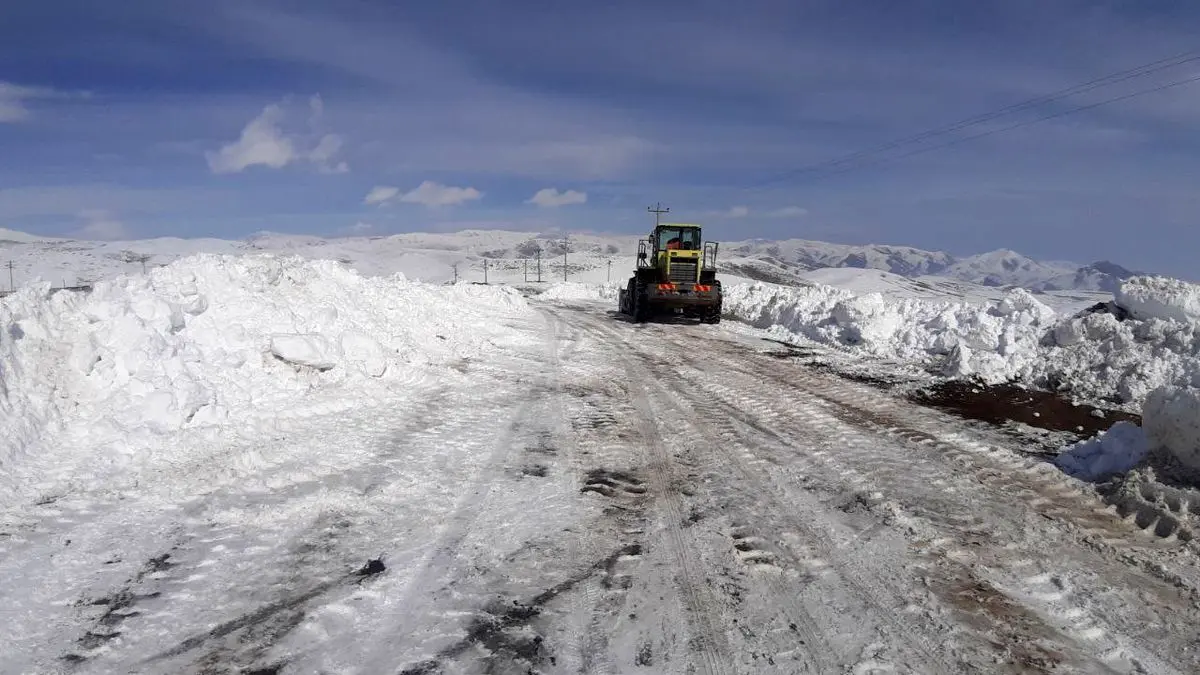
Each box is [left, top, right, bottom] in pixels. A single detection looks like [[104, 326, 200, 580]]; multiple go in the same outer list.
[[655, 222, 701, 229]]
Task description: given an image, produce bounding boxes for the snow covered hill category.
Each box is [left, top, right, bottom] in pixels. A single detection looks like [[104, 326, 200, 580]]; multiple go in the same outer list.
[[942, 248, 1077, 288], [721, 238, 956, 277], [1032, 260, 1140, 293], [714, 237, 1138, 291], [0, 226, 1150, 296]]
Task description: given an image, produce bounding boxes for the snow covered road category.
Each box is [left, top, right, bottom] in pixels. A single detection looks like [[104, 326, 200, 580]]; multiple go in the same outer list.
[[4, 297, 1200, 674]]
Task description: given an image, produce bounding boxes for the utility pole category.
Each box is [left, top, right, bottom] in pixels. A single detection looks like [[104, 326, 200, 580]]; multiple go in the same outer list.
[[524, 259, 528, 283], [607, 259, 612, 282], [7, 261, 13, 292], [536, 248, 542, 282], [453, 263, 458, 283], [483, 259, 488, 284], [562, 234, 569, 281], [648, 202, 670, 227]]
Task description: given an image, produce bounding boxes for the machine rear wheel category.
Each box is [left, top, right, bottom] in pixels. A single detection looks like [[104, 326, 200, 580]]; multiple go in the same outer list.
[[631, 282, 650, 323]]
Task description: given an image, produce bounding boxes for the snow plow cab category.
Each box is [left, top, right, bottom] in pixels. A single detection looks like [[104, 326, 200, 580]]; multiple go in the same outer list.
[[618, 222, 722, 323]]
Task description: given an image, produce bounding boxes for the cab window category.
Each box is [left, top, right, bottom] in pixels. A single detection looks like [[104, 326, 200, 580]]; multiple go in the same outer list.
[[659, 228, 699, 250]]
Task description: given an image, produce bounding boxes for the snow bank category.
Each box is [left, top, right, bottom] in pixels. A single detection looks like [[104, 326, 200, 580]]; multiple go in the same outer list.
[[724, 276, 1200, 410], [1058, 383, 1200, 482], [1054, 421, 1150, 481], [0, 253, 532, 504], [1143, 386, 1200, 472], [537, 281, 621, 301], [1115, 276, 1200, 324], [723, 282, 1056, 382]]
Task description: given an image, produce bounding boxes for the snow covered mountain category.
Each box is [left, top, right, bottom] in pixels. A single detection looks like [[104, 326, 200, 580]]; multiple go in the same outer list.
[[1031, 260, 1140, 293], [941, 249, 1076, 288], [716, 238, 1136, 291], [721, 238, 956, 277], [0, 226, 1139, 295]]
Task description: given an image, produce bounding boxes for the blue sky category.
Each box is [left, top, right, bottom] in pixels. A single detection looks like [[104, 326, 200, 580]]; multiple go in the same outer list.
[[2, 0, 1199, 275]]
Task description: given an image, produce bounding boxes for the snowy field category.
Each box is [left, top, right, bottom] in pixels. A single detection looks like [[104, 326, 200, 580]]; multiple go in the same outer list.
[[4, 228, 1200, 673]]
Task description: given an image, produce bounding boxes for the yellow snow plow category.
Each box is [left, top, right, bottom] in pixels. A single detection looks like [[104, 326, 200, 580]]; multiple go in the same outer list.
[[617, 221, 722, 323]]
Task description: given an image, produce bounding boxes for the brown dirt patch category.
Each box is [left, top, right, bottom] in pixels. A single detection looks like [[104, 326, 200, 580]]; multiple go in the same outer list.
[[909, 379, 1140, 438]]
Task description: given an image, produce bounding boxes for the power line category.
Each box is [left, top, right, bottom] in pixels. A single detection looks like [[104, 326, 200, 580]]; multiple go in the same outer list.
[[746, 46, 1200, 190], [756, 69, 1200, 188]]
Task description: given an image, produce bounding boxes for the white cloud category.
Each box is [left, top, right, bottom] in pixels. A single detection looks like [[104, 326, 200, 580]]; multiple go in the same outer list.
[[0, 82, 68, 123], [398, 180, 482, 208], [310, 133, 348, 173], [71, 209, 131, 240], [528, 188, 587, 208], [206, 95, 348, 174], [703, 205, 806, 218], [206, 104, 297, 173], [363, 185, 400, 205], [308, 93, 325, 122]]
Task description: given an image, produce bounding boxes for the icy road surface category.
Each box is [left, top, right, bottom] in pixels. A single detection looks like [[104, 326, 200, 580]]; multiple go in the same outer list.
[[4, 300, 1200, 675]]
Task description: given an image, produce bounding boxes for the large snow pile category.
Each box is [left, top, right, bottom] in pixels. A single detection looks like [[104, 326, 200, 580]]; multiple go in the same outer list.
[[723, 276, 1200, 409], [0, 253, 532, 506], [1143, 386, 1200, 472], [1114, 276, 1200, 324], [723, 282, 1057, 381], [1041, 301, 1200, 405]]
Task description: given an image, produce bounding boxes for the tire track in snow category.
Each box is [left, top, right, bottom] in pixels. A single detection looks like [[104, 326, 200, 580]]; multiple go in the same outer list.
[[138, 387, 505, 674], [639, 325, 1199, 674], [543, 311, 628, 675], [577, 320, 845, 672], [719, 338, 1188, 548], [671, 369, 1129, 673], [584, 318, 961, 674], [675, 326, 1199, 557], [346, 391, 554, 672], [568, 316, 737, 675]]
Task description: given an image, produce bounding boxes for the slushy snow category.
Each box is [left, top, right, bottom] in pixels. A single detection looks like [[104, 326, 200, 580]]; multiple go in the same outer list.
[[0, 253, 533, 508]]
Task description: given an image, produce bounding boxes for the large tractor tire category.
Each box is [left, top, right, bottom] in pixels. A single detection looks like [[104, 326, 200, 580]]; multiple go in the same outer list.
[[701, 282, 723, 324], [631, 280, 650, 323]]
